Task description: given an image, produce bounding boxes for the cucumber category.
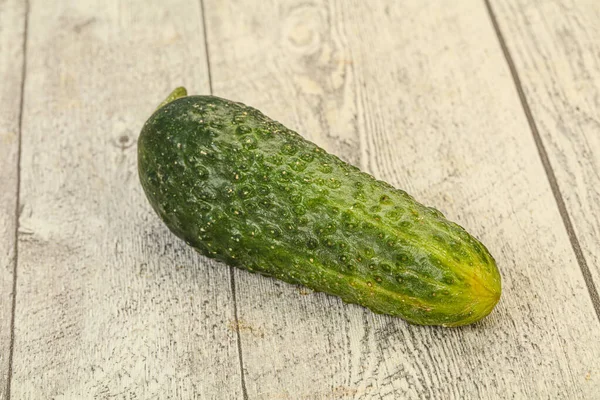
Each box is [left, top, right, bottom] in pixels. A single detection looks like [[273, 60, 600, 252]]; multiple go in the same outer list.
[[138, 87, 501, 327]]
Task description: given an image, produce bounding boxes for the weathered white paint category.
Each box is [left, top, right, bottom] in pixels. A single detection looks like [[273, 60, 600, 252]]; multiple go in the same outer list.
[[3, 0, 600, 398]]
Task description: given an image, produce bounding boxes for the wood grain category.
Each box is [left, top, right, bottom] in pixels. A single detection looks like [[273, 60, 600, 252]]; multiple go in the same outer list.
[[9, 1, 242, 398], [0, 0, 26, 398], [204, 0, 600, 398], [490, 0, 600, 315]]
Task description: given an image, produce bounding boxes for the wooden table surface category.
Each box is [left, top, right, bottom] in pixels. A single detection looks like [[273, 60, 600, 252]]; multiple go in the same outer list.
[[1, 0, 600, 399]]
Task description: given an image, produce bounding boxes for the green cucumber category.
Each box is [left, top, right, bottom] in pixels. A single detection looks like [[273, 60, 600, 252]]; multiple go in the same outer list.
[[138, 87, 501, 327]]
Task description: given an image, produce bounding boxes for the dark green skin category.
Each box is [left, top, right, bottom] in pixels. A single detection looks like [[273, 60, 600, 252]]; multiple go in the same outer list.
[[138, 88, 501, 327]]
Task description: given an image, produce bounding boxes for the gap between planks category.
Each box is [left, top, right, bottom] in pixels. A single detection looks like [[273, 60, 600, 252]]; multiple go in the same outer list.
[[6, 0, 29, 399], [484, 0, 600, 323], [199, 0, 249, 399]]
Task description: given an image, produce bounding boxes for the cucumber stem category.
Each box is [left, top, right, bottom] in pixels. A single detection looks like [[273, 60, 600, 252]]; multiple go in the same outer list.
[[156, 87, 187, 110]]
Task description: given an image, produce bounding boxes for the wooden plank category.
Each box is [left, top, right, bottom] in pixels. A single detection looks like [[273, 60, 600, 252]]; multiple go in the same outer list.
[[10, 1, 242, 398], [489, 0, 600, 316], [204, 0, 600, 398], [0, 0, 26, 398]]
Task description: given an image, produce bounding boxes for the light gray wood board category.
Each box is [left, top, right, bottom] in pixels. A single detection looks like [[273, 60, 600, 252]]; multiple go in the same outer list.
[[9, 1, 242, 399], [490, 0, 600, 313], [204, 0, 600, 398], [0, 0, 26, 398]]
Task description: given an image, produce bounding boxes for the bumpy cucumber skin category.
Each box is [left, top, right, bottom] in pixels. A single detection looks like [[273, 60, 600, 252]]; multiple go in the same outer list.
[[138, 91, 501, 327]]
